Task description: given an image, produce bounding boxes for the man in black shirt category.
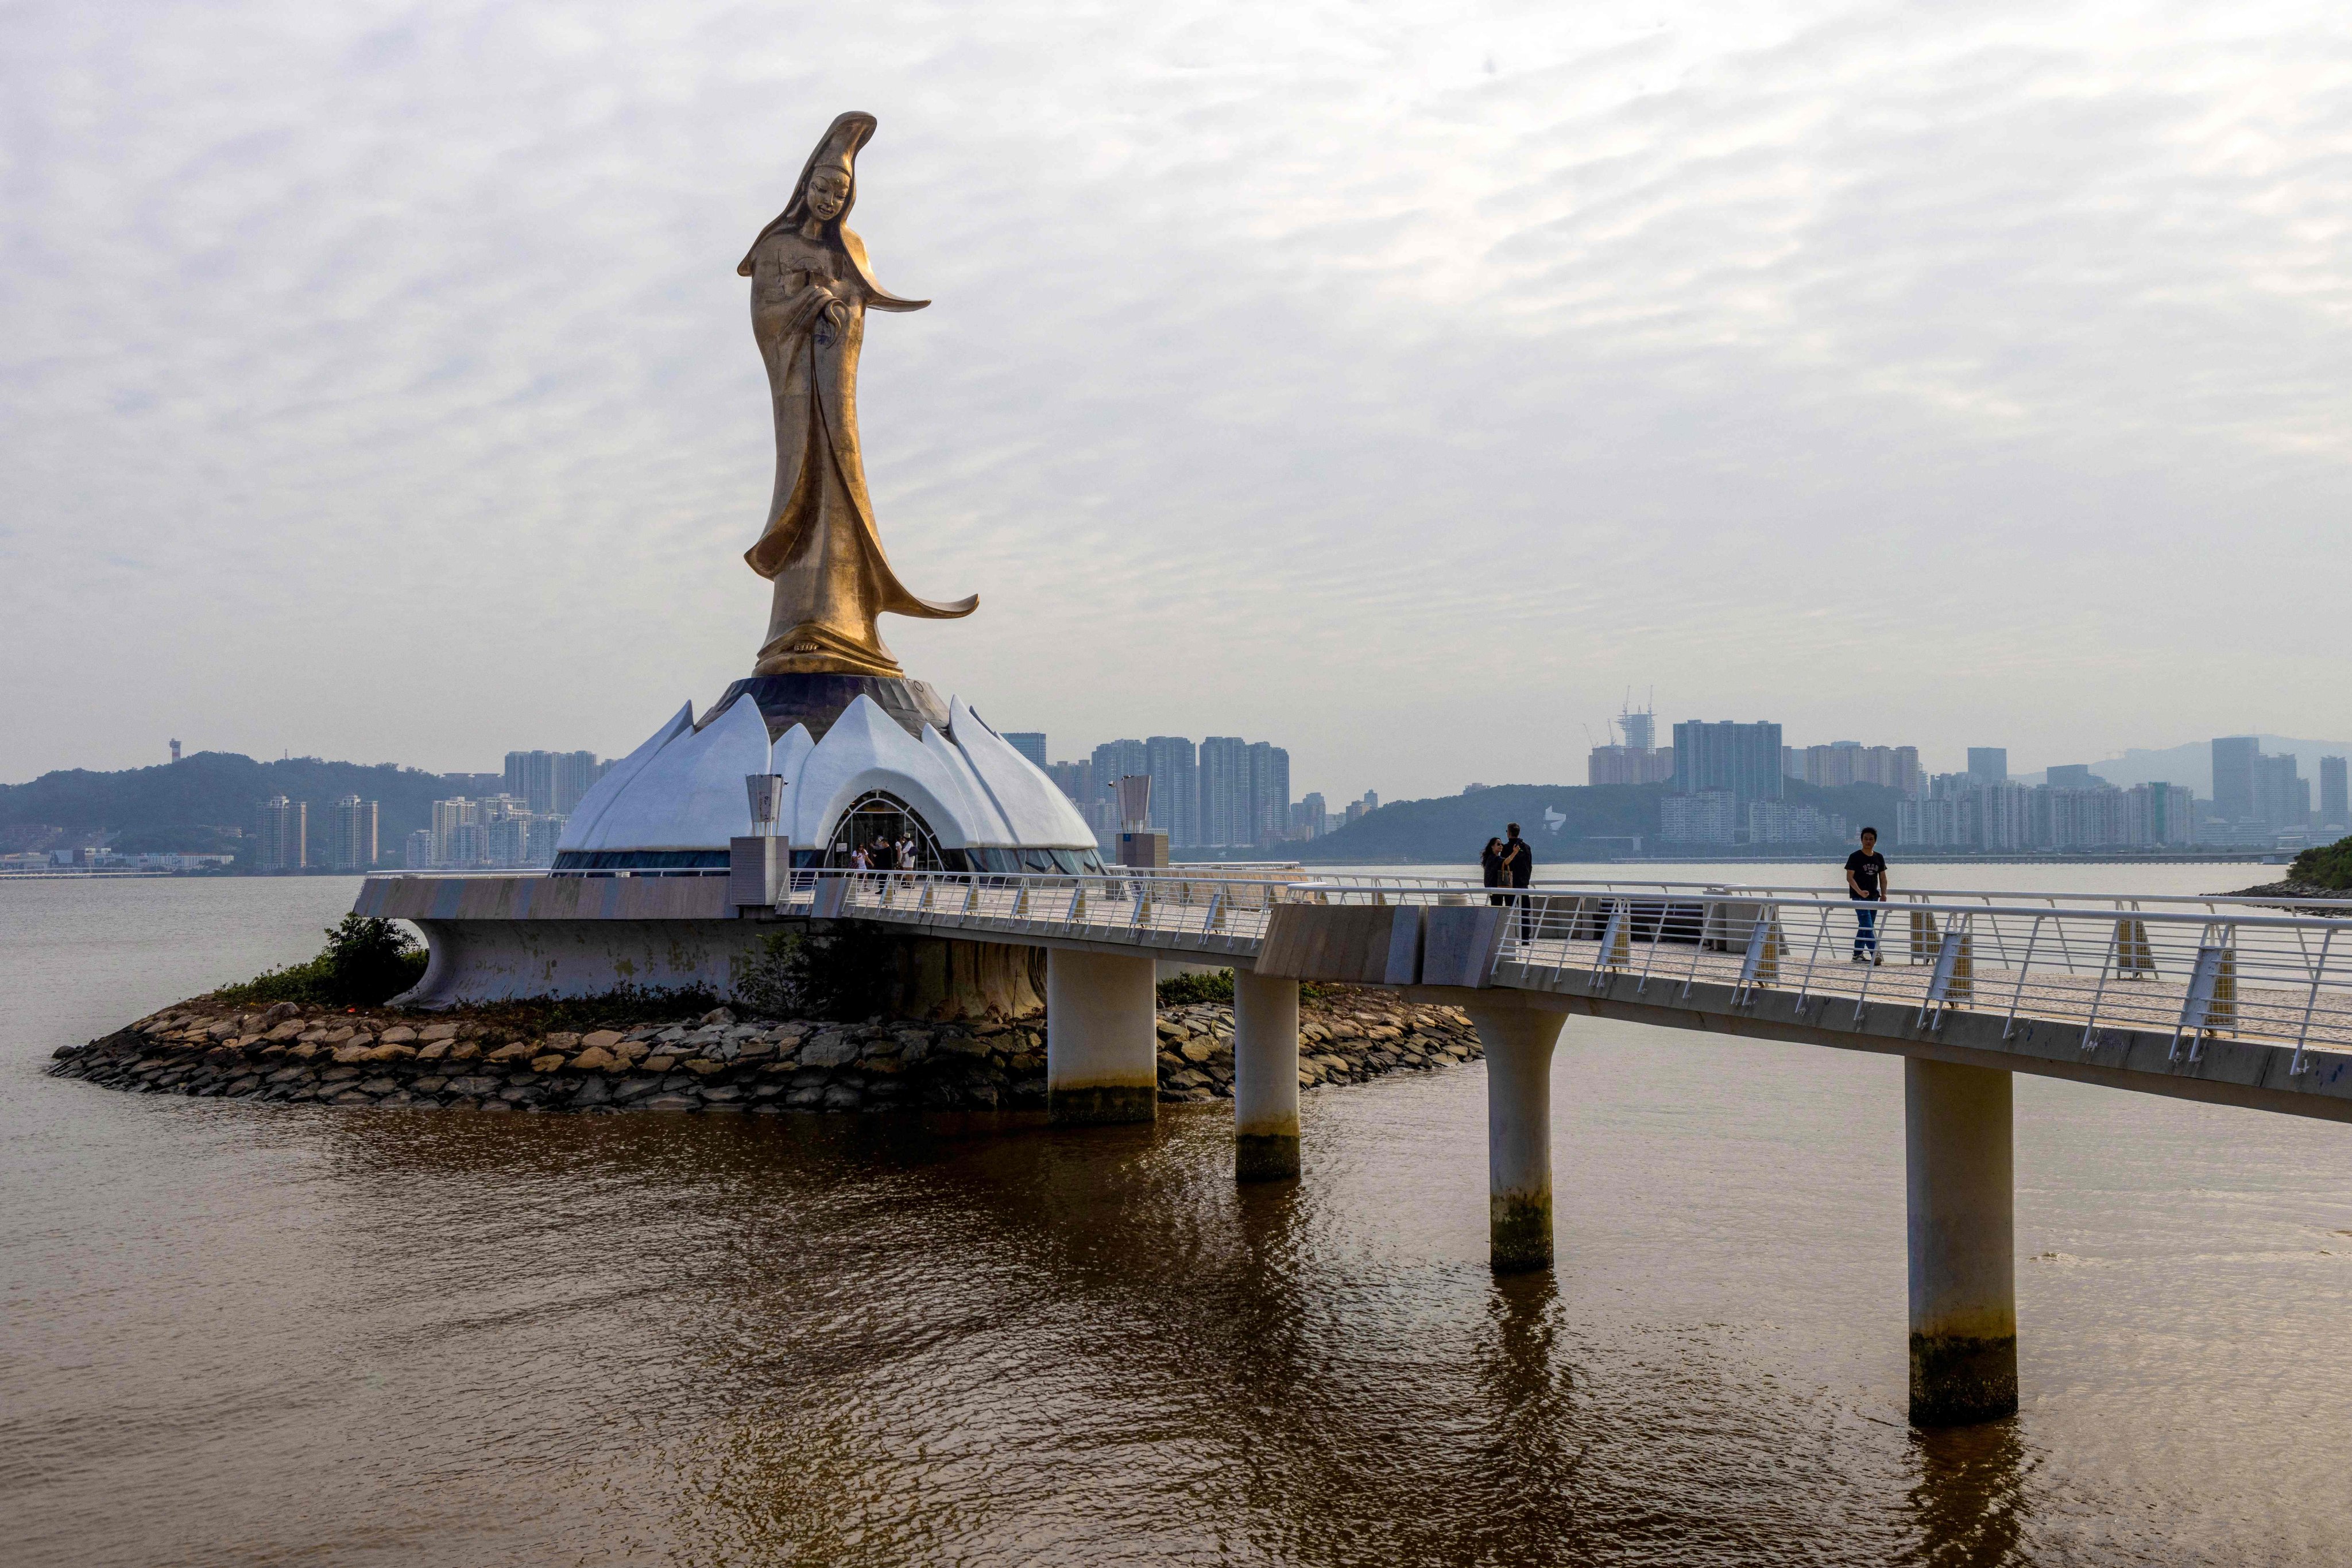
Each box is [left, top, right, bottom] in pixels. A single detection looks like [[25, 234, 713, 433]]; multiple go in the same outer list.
[[1844, 827, 1888, 962]]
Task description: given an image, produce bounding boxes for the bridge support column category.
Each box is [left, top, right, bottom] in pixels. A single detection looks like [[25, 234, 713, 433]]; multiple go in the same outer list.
[[1906, 1058, 2018, 1426], [1232, 967, 1300, 1180], [1469, 1006, 1565, 1272], [1046, 950, 1158, 1125]]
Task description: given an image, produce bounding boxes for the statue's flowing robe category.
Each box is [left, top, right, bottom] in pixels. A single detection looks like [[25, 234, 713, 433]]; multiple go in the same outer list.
[[743, 224, 973, 678]]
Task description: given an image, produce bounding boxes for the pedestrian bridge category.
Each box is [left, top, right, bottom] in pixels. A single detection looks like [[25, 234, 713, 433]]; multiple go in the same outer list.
[[354, 865, 2352, 1426]]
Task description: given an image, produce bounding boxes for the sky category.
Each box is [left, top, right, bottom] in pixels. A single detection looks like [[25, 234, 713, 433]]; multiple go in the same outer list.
[[5, 0, 2349, 803]]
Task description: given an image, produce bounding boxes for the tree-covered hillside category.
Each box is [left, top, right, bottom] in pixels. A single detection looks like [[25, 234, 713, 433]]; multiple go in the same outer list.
[[0, 753, 457, 866]]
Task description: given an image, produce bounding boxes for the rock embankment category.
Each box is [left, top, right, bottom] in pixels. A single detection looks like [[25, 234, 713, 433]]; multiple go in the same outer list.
[[47, 993, 1484, 1114]]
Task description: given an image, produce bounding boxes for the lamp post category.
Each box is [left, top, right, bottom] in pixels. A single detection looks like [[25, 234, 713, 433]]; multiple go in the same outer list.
[[732, 774, 791, 913]]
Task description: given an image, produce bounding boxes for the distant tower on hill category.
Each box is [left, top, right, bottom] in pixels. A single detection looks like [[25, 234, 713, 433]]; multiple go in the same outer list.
[[170, 739, 181, 763]]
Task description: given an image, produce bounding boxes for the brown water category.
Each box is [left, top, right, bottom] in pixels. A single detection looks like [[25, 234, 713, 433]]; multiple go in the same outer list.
[[6, 868, 2351, 1565]]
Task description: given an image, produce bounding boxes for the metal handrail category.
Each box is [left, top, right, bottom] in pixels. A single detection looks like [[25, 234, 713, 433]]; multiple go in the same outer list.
[[356, 864, 2352, 1060], [769, 868, 2352, 1060]]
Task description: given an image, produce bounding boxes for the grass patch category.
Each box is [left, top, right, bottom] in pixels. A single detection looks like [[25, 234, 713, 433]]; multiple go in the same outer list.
[[435, 986, 729, 1037]]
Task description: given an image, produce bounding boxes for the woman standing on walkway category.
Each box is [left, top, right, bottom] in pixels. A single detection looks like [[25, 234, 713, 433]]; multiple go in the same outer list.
[[1481, 837, 1507, 905]]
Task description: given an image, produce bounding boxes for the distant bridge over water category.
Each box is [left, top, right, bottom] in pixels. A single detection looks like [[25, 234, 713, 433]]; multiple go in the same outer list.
[[357, 865, 2352, 1427]]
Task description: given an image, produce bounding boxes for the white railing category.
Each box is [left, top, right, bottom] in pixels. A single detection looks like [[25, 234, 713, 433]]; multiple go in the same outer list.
[[1308, 882, 2352, 1068], [769, 868, 2352, 1066]]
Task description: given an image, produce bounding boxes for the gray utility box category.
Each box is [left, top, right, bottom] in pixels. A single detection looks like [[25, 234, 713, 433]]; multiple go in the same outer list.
[[729, 837, 790, 913]]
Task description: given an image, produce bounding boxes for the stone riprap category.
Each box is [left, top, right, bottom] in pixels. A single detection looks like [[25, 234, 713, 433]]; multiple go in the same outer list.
[[47, 994, 1483, 1114]]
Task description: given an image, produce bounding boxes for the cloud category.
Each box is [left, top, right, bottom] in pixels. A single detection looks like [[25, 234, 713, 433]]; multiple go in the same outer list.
[[5, 0, 2349, 797]]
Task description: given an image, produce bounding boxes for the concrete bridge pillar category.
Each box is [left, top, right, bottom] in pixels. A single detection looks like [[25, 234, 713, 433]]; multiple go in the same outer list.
[[1469, 1006, 1566, 1272], [1232, 967, 1301, 1180], [1046, 949, 1159, 1125], [1906, 1058, 2018, 1426]]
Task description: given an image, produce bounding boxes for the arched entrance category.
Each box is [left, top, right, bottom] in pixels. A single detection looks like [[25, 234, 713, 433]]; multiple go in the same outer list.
[[823, 791, 945, 871]]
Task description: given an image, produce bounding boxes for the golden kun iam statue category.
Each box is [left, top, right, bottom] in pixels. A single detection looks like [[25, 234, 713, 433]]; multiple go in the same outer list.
[[738, 111, 977, 679]]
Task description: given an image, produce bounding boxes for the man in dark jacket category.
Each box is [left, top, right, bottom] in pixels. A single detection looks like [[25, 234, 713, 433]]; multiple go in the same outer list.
[[1501, 823, 1535, 939]]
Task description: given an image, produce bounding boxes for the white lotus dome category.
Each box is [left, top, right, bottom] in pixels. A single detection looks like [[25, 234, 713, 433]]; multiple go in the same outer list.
[[554, 684, 1101, 876]]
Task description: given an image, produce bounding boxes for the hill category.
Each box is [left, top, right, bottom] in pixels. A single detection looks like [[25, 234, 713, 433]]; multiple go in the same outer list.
[[1291, 781, 1904, 865], [0, 753, 457, 869]]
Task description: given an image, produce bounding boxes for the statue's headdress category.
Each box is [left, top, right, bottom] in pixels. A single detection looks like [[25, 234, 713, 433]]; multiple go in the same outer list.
[[737, 111, 927, 312]]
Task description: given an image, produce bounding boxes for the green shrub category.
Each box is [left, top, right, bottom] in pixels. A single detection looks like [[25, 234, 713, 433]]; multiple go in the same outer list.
[[1156, 969, 1235, 1006], [1153, 968, 1337, 1006], [215, 915, 428, 1008], [2289, 834, 2352, 891], [733, 922, 903, 1020]]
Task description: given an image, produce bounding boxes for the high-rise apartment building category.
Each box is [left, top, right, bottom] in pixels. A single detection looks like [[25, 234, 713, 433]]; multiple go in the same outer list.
[[1067, 731, 1296, 847], [1247, 741, 1290, 846], [1966, 748, 2008, 785], [504, 750, 603, 815], [1197, 735, 1248, 846], [1004, 733, 1048, 769], [431, 797, 477, 867], [323, 795, 378, 871], [1672, 721, 1784, 802], [2128, 783, 2196, 847], [1975, 781, 2032, 851], [256, 795, 307, 872], [2322, 756, 2348, 830], [1293, 793, 1328, 838], [1091, 740, 1148, 807], [1900, 776, 2196, 850], [1144, 737, 1198, 847], [2211, 736, 2260, 822], [1795, 742, 1921, 793], [1660, 791, 1740, 843], [1590, 745, 1675, 785], [403, 829, 433, 869], [2253, 751, 2308, 829]]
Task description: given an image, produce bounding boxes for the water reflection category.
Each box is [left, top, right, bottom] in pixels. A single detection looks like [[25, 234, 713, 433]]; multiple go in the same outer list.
[[16, 1030, 2352, 1564], [1905, 1422, 2034, 1566]]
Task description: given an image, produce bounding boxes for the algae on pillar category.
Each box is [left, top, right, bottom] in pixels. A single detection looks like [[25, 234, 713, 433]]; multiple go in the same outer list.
[[1469, 1006, 1565, 1272], [1906, 1057, 2019, 1425], [1045, 950, 1158, 1125], [1232, 967, 1301, 1180]]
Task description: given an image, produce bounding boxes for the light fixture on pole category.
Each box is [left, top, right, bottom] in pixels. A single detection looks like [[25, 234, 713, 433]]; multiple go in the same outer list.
[[745, 773, 788, 837], [732, 774, 791, 913]]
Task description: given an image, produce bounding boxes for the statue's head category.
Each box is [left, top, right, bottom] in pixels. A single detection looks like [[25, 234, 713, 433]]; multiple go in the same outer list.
[[784, 113, 874, 233], [805, 166, 850, 223]]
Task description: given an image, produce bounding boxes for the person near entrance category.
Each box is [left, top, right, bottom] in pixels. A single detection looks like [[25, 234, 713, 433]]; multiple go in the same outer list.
[[1500, 822, 1535, 940], [1845, 827, 1889, 962]]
